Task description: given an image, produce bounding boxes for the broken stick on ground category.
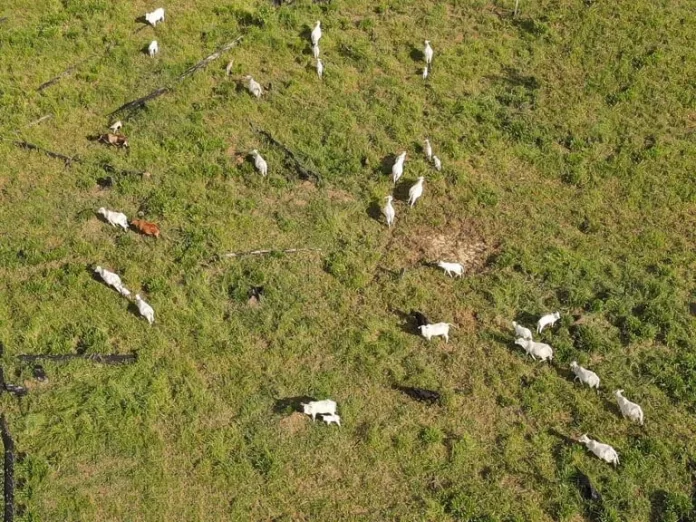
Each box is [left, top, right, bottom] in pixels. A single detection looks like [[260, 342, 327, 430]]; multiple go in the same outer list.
[[18, 353, 137, 365], [222, 248, 323, 259], [110, 36, 242, 115], [1, 414, 15, 522]]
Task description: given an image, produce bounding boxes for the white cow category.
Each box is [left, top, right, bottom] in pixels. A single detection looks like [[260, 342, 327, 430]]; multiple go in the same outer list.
[[437, 261, 464, 277], [145, 8, 165, 27], [514, 338, 553, 362], [424, 40, 433, 65], [250, 150, 268, 176], [578, 434, 620, 466], [302, 399, 336, 421], [615, 390, 644, 425], [94, 266, 131, 297], [418, 322, 452, 343], [424, 139, 432, 161], [392, 151, 406, 184], [312, 43, 320, 59], [321, 413, 341, 427], [383, 196, 395, 228], [97, 208, 129, 230], [135, 294, 155, 325], [512, 321, 533, 340], [310, 21, 322, 46], [537, 312, 561, 333], [316, 59, 323, 79], [433, 156, 442, 171], [570, 361, 600, 389], [148, 40, 159, 57], [109, 121, 123, 133], [408, 177, 425, 206], [244, 76, 263, 98]]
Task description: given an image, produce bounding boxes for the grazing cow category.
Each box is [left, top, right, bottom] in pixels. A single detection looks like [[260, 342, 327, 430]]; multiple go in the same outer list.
[[311, 21, 322, 46], [422, 65, 429, 80], [135, 294, 155, 325], [109, 120, 123, 133], [321, 413, 341, 427], [302, 399, 337, 421], [392, 151, 407, 184], [316, 59, 323, 79], [512, 321, 533, 340], [312, 44, 320, 59], [433, 156, 442, 171], [418, 322, 452, 343], [383, 195, 395, 227], [424, 40, 433, 65], [130, 219, 160, 238], [98, 133, 128, 148], [615, 390, 644, 425], [424, 139, 432, 161], [244, 75, 263, 98], [537, 312, 561, 333], [570, 361, 600, 389], [578, 434, 619, 466], [94, 266, 131, 297], [408, 177, 425, 206], [436, 261, 464, 277], [514, 338, 553, 362], [97, 208, 129, 230], [145, 7, 165, 26], [148, 40, 159, 57], [250, 149, 268, 176]]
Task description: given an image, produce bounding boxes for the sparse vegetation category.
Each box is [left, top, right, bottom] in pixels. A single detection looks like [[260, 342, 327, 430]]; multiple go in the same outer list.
[[0, 0, 694, 520]]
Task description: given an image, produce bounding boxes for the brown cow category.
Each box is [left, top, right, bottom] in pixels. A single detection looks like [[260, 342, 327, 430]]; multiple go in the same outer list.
[[130, 219, 160, 238], [98, 133, 129, 148]]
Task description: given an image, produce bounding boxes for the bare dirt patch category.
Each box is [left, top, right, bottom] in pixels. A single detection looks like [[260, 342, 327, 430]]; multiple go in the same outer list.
[[278, 412, 307, 436], [403, 222, 492, 273]]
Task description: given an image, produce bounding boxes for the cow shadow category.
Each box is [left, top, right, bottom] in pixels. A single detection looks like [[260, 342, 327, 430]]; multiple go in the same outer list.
[[409, 45, 424, 62], [393, 179, 413, 203], [367, 200, 384, 223], [273, 395, 317, 415], [380, 154, 397, 176]]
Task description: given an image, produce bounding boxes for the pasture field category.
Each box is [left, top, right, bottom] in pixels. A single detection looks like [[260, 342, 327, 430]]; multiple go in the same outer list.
[[0, 0, 695, 520]]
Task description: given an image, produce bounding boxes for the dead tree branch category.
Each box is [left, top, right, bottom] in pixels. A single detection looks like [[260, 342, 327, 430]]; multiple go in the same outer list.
[[222, 247, 322, 259], [110, 36, 242, 115], [0, 415, 14, 522], [14, 140, 77, 166], [18, 353, 137, 365], [3, 138, 146, 177], [26, 114, 53, 127], [251, 125, 322, 183], [37, 44, 114, 91]]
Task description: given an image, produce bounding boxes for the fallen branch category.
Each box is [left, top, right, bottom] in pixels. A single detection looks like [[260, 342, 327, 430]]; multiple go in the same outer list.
[[37, 44, 113, 91], [110, 36, 242, 115], [251, 125, 322, 183], [14, 140, 76, 166], [108, 86, 171, 116], [222, 247, 322, 259], [18, 353, 137, 365], [26, 114, 53, 127], [0, 369, 27, 398], [177, 36, 243, 82], [3, 138, 146, 177], [0, 415, 14, 522]]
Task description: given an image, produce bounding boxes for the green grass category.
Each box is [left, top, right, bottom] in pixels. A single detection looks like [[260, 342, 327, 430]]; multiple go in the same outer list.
[[0, 0, 695, 520]]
